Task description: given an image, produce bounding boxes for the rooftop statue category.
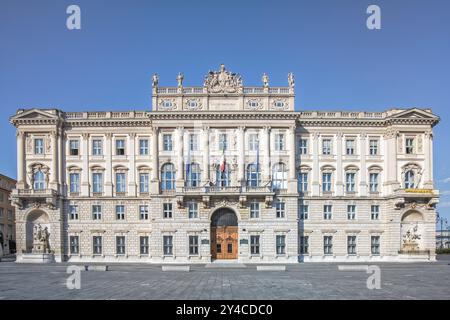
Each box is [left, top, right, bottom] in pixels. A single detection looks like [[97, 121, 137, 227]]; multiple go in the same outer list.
[[203, 64, 242, 93]]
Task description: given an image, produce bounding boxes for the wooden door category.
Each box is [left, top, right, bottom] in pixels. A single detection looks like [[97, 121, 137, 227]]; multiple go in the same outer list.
[[211, 226, 238, 259]]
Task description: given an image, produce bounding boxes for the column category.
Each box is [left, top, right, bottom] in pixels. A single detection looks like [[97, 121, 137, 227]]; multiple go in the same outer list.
[[335, 132, 343, 196], [202, 126, 210, 184], [50, 130, 58, 189], [385, 129, 399, 193], [424, 131, 433, 188], [150, 127, 159, 193], [81, 133, 90, 196], [359, 132, 367, 196], [311, 132, 320, 196], [287, 126, 297, 193], [176, 127, 184, 189], [263, 126, 271, 182], [16, 131, 26, 189], [238, 126, 245, 186], [58, 130, 64, 194], [105, 133, 113, 197], [128, 133, 136, 196]]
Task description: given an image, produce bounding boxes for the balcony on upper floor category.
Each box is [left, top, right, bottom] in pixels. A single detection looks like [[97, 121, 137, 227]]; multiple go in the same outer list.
[[10, 188, 59, 210]]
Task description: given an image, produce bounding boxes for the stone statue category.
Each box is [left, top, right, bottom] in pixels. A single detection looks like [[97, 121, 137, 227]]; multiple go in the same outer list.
[[402, 224, 421, 252], [415, 168, 424, 188], [32, 223, 50, 254], [177, 72, 184, 87], [288, 72, 295, 88], [203, 64, 241, 93], [152, 73, 159, 87], [262, 73, 269, 88]]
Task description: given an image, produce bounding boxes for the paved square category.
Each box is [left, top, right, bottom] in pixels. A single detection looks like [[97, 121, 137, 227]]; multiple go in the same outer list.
[[1, 256, 450, 300]]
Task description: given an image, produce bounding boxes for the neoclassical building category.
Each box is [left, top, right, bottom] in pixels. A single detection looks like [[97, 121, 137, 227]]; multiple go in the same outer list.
[[10, 65, 440, 263]]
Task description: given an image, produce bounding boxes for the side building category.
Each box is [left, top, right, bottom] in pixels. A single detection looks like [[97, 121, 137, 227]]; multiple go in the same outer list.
[[0, 174, 17, 255]]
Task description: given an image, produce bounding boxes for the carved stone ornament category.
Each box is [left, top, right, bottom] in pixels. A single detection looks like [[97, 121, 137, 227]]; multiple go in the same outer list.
[[159, 99, 177, 110], [203, 64, 242, 93], [185, 98, 203, 110]]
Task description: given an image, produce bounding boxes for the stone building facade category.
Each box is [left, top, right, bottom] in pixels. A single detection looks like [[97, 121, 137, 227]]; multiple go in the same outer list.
[[0, 174, 16, 255], [10, 65, 439, 263]]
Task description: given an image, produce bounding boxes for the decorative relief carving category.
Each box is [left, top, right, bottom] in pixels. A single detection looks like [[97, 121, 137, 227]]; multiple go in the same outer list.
[[417, 135, 423, 153], [203, 64, 242, 93], [246, 98, 263, 110], [159, 98, 178, 111], [185, 98, 203, 110], [271, 98, 288, 110]]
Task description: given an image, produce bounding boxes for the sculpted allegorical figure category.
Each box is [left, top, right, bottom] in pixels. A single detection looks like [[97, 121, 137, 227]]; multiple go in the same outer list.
[[177, 72, 184, 87], [152, 73, 159, 87], [288, 72, 295, 88], [262, 73, 269, 88]]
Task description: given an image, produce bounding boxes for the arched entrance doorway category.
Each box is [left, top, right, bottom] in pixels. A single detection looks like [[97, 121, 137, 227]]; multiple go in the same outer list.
[[211, 208, 238, 260]]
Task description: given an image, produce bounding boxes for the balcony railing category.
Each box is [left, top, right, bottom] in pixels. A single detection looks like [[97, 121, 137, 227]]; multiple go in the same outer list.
[[181, 185, 274, 194]]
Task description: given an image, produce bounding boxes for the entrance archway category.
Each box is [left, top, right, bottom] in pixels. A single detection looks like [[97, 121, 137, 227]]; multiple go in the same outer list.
[[211, 208, 238, 260]]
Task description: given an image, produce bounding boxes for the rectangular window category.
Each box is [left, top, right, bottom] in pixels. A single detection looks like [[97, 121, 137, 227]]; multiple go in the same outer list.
[[323, 205, 332, 220], [371, 236, 380, 255], [93, 236, 102, 255], [7, 210, 13, 220], [322, 139, 332, 155], [324, 236, 333, 255], [0, 208, 4, 219], [163, 134, 173, 151], [347, 236, 357, 255], [163, 235, 173, 256], [189, 235, 199, 255], [345, 173, 356, 192], [188, 201, 198, 219], [116, 205, 125, 220], [250, 201, 260, 219], [69, 140, 79, 156], [371, 205, 380, 220], [139, 139, 149, 155], [275, 201, 285, 218], [322, 173, 332, 192], [92, 173, 103, 193], [163, 203, 173, 219], [250, 235, 260, 255], [299, 236, 309, 254], [69, 236, 79, 254], [369, 173, 379, 192], [299, 139, 308, 155], [276, 235, 286, 255], [189, 134, 198, 151], [34, 138, 44, 154], [218, 133, 228, 151], [347, 205, 356, 220], [116, 139, 125, 155], [346, 139, 355, 155], [139, 173, 149, 193], [69, 205, 78, 220], [115, 173, 126, 193], [298, 172, 308, 192], [369, 139, 379, 155], [139, 205, 149, 220], [140, 236, 149, 255], [92, 139, 103, 155], [69, 173, 80, 193], [116, 236, 126, 255], [299, 204, 309, 220], [406, 138, 414, 154], [274, 134, 285, 151], [92, 205, 102, 220], [248, 134, 259, 151]]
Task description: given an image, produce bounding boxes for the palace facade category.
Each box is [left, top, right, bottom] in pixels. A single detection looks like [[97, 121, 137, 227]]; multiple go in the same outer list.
[[10, 65, 440, 263]]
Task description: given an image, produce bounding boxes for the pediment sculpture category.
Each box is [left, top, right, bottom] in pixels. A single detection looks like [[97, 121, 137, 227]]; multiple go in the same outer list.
[[204, 64, 242, 93]]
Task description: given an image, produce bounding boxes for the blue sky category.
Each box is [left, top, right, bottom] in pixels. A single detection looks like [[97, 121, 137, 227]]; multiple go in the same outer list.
[[1, 0, 449, 222]]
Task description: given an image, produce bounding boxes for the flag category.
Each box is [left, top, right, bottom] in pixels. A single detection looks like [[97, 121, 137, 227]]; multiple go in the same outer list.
[[219, 148, 226, 172]]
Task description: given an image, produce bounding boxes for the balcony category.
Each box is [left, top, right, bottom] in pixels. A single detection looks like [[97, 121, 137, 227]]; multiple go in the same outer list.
[[180, 185, 273, 195], [10, 188, 59, 210], [390, 188, 439, 210]]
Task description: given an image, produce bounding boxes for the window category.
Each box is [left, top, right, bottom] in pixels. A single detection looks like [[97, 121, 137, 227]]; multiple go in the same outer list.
[[275, 200, 285, 218], [346, 139, 355, 155], [116, 205, 125, 220], [298, 172, 308, 192], [189, 235, 199, 255], [299, 203, 309, 220], [405, 138, 414, 154], [115, 173, 126, 193], [69, 140, 79, 156], [93, 236, 102, 255], [246, 163, 260, 187], [163, 134, 173, 151], [347, 205, 356, 220], [345, 173, 356, 192], [189, 134, 198, 151], [274, 134, 285, 151], [248, 134, 259, 151], [276, 235, 286, 255], [347, 236, 357, 255], [405, 170, 415, 189], [34, 138, 44, 154], [218, 133, 228, 151], [139, 173, 149, 193], [69, 205, 78, 220], [299, 139, 308, 155], [324, 236, 333, 255], [250, 201, 260, 219], [69, 236, 79, 254], [369, 173, 379, 192], [371, 236, 380, 255], [116, 236, 126, 255], [322, 172, 332, 192], [371, 205, 380, 220], [116, 139, 125, 156], [140, 236, 149, 255], [323, 205, 332, 220], [139, 139, 149, 155], [188, 202, 198, 219], [69, 173, 80, 193], [92, 172, 103, 193], [216, 164, 230, 187], [163, 203, 173, 219], [7, 210, 13, 220], [322, 139, 332, 155], [34, 171, 45, 190], [92, 205, 102, 220], [272, 163, 287, 190], [299, 236, 309, 254], [163, 236, 173, 255], [139, 205, 149, 220], [250, 235, 260, 255], [0, 208, 3, 219], [161, 163, 176, 190], [369, 139, 379, 155], [186, 163, 201, 187], [92, 139, 103, 156]]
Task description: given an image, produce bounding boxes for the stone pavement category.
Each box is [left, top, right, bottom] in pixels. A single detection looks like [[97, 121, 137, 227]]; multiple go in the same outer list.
[[0, 257, 450, 300]]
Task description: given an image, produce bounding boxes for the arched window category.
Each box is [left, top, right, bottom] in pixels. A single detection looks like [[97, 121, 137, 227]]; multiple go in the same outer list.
[[246, 163, 260, 187], [216, 164, 230, 187], [405, 170, 415, 189], [34, 170, 45, 190], [186, 163, 201, 187], [272, 163, 287, 190], [161, 163, 176, 190]]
